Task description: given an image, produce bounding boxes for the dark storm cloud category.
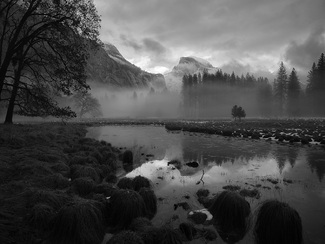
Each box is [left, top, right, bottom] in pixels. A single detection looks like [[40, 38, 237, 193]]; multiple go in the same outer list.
[[285, 27, 325, 71], [142, 38, 167, 56], [119, 34, 172, 69], [120, 34, 142, 51], [94, 0, 325, 73]]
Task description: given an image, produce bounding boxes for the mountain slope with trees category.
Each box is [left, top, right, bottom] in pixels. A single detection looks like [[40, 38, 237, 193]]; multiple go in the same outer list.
[[87, 43, 166, 90]]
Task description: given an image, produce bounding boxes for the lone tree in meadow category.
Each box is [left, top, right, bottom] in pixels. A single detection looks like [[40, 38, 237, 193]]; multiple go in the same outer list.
[[231, 105, 246, 121]]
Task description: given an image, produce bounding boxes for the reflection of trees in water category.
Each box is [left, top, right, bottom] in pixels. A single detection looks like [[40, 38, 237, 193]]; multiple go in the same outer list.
[[272, 146, 299, 173], [273, 147, 288, 174], [306, 150, 325, 182], [181, 135, 272, 166]]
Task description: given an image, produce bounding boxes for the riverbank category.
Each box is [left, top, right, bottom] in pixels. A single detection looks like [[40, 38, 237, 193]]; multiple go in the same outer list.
[[0, 123, 121, 243], [19, 118, 325, 147], [164, 119, 325, 147]]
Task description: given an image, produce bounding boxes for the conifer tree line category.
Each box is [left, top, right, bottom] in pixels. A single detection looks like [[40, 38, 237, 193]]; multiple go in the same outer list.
[[181, 53, 325, 118]]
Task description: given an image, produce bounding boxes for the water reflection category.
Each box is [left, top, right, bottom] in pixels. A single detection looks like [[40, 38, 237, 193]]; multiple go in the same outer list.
[[87, 125, 325, 244]]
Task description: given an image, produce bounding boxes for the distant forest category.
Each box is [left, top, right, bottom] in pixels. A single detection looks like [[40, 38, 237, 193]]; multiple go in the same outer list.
[[181, 53, 325, 118]]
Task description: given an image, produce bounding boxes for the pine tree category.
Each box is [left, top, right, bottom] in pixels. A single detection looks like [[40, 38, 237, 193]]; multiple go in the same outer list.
[[257, 78, 273, 117], [316, 53, 325, 90], [306, 62, 317, 95], [274, 62, 288, 116], [287, 68, 301, 117], [306, 53, 325, 115]]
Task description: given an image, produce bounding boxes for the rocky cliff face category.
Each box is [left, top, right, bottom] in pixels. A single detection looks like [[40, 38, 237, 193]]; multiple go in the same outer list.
[[164, 56, 218, 92], [87, 43, 166, 90]]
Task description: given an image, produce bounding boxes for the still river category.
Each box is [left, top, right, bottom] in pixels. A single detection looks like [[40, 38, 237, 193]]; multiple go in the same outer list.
[[87, 125, 325, 244]]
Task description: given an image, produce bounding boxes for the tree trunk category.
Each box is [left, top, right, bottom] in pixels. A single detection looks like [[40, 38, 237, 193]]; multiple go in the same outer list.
[[0, 55, 13, 99], [4, 68, 21, 124]]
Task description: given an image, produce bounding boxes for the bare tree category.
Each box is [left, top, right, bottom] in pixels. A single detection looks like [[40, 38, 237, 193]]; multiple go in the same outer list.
[[0, 0, 101, 123]]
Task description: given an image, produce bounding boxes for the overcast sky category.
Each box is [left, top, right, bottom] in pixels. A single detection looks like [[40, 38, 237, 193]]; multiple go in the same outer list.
[[94, 0, 325, 81]]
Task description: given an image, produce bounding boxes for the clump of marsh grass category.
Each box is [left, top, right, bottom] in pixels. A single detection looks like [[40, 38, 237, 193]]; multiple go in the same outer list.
[[107, 231, 144, 244], [132, 176, 151, 192], [26, 203, 55, 232], [36, 173, 70, 190], [209, 191, 251, 244], [46, 198, 104, 244], [93, 183, 116, 197], [138, 188, 157, 220], [117, 177, 133, 190], [70, 177, 95, 197], [106, 189, 146, 232], [129, 217, 153, 233], [27, 189, 70, 211], [141, 225, 183, 244], [254, 200, 303, 244], [70, 165, 100, 183], [0, 209, 17, 244]]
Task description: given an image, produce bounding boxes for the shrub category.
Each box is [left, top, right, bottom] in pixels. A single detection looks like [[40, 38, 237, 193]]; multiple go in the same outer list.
[[105, 173, 118, 184], [68, 156, 89, 166], [129, 217, 153, 233], [117, 177, 133, 190], [132, 176, 151, 192], [106, 189, 146, 232], [27, 203, 55, 231], [0, 209, 17, 244], [107, 231, 144, 244], [70, 165, 100, 183], [28, 189, 69, 211], [209, 191, 251, 244], [179, 222, 197, 241], [254, 200, 302, 244], [70, 177, 95, 197], [93, 183, 116, 197], [144, 226, 183, 244], [50, 162, 70, 177], [196, 189, 210, 198], [138, 188, 157, 220], [38, 173, 70, 189], [47, 199, 104, 244]]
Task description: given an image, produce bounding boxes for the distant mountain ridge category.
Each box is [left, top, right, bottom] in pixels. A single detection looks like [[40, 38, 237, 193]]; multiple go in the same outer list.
[[164, 56, 219, 92], [87, 43, 166, 90]]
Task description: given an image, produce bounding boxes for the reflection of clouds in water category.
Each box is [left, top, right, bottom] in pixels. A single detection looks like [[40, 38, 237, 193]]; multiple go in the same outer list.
[[164, 144, 183, 161], [126, 155, 294, 190], [126, 160, 169, 181]]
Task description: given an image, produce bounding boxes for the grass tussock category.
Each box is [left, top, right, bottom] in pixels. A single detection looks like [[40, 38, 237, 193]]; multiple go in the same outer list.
[[132, 176, 151, 192], [47, 198, 105, 244], [138, 188, 157, 220], [117, 177, 133, 190], [129, 217, 153, 232], [36, 173, 70, 189], [26, 203, 55, 231], [70, 177, 95, 197], [0, 123, 121, 244], [106, 189, 147, 232], [70, 165, 100, 183], [107, 231, 144, 244]]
